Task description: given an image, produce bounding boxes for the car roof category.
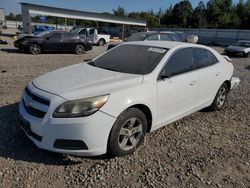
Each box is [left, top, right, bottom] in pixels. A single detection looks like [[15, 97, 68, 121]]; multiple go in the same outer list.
[[135, 31, 174, 35], [122, 41, 202, 49]]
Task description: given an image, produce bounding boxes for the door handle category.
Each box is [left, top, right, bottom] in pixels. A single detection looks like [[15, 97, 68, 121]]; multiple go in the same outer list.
[[190, 80, 197, 86], [215, 72, 220, 76]]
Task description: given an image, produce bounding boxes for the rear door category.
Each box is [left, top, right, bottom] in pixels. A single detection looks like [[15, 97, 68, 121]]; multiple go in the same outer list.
[[192, 47, 224, 106], [62, 32, 78, 51], [43, 32, 63, 52], [157, 48, 198, 126], [88, 29, 98, 43]]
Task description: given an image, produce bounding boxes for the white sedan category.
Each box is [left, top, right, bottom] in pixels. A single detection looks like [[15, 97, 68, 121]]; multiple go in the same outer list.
[[19, 41, 240, 157]]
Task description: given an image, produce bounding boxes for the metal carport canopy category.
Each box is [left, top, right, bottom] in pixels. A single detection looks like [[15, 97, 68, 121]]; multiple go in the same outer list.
[[21, 3, 146, 33]]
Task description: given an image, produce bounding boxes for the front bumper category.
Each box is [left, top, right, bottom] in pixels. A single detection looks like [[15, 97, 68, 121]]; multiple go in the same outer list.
[[224, 50, 245, 57], [14, 41, 28, 50], [230, 77, 240, 90], [19, 85, 116, 156]]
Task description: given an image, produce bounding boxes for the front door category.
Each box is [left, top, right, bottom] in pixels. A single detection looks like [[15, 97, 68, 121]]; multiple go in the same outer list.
[[157, 48, 198, 126], [43, 32, 62, 52]]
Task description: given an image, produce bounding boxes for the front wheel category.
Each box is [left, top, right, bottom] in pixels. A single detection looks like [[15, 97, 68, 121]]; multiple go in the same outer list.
[[29, 44, 41, 55], [75, 44, 85, 54], [108, 108, 147, 157], [209, 83, 229, 110]]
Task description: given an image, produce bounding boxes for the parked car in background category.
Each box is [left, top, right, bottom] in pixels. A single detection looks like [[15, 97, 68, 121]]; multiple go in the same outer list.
[[14, 30, 92, 55], [72, 27, 110, 46], [224, 40, 250, 57], [107, 31, 182, 50], [32, 25, 56, 35], [19, 41, 240, 157]]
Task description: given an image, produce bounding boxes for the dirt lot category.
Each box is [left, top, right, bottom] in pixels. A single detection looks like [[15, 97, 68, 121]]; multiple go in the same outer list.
[[0, 32, 249, 187]]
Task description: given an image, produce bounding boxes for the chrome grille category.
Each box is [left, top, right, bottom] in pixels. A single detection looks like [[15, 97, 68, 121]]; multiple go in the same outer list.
[[22, 87, 50, 118]]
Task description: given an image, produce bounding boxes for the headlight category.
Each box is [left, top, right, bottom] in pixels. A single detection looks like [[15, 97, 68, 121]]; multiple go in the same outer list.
[[53, 95, 109, 118]]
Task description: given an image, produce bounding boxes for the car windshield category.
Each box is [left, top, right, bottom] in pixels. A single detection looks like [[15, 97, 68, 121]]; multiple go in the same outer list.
[[36, 31, 51, 37], [168, 33, 180, 41], [126, 33, 148, 41], [235, 41, 250, 47], [89, 44, 168, 75], [71, 28, 82, 33]]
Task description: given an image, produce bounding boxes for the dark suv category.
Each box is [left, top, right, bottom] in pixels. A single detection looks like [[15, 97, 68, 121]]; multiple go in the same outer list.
[[14, 30, 92, 54]]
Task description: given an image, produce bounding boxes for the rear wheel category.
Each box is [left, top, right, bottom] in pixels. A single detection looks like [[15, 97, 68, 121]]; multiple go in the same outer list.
[[243, 52, 249, 58], [75, 44, 85, 54], [29, 44, 41, 55], [98, 39, 105, 46], [209, 83, 229, 110], [108, 108, 147, 157]]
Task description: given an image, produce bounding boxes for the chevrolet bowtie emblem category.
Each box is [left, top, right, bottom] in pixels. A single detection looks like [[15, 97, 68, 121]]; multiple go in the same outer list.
[[24, 94, 32, 107]]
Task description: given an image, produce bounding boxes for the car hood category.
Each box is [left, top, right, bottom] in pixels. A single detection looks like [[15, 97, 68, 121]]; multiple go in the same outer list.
[[225, 45, 246, 52], [32, 63, 143, 100]]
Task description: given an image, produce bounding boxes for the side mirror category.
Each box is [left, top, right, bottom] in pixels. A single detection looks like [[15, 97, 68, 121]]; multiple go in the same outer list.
[[159, 71, 171, 80], [46, 36, 50, 40]]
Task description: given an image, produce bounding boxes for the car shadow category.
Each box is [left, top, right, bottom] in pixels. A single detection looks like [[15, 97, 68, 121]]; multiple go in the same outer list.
[[0, 33, 16, 37], [0, 48, 87, 55], [0, 103, 84, 165], [1, 48, 23, 54]]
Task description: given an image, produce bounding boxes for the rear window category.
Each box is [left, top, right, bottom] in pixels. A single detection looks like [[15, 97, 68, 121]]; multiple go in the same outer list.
[[63, 32, 77, 38], [91, 45, 168, 75], [126, 33, 147, 41]]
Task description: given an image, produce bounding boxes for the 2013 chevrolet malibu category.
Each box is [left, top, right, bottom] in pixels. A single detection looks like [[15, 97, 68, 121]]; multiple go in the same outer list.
[[19, 41, 240, 157]]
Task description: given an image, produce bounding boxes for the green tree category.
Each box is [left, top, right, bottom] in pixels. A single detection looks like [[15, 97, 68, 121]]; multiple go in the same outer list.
[[172, 0, 193, 27], [206, 0, 236, 28], [113, 6, 126, 17], [236, 0, 250, 29], [190, 1, 207, 28], [6, 12, 15, 20]]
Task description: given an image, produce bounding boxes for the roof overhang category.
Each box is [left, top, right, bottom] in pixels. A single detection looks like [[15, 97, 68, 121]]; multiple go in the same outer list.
[[20, 3, 147, 26]]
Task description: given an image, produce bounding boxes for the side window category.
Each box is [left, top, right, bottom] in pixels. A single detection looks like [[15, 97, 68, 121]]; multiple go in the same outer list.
[[89, 29, 95, 35], [79, 29, 87, 35], [163, 48, 193, 77], [159, 34, 171, 41], [63, 32, 76, 38], [193, 48, 218, 69], [145, 34, 159, 41], [50, 33, 62, 39]]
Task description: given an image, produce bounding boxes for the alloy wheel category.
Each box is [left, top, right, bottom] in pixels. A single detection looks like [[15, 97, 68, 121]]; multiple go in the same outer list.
[[118, 117, 143, 151], [30, 44, 41, 54], [216, 87, 226, 108]]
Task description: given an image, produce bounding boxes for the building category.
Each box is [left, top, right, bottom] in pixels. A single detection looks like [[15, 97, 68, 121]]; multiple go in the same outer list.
[[20, 3, 146, 34]]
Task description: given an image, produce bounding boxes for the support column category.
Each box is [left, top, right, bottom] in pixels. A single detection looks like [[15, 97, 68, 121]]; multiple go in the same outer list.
[[21, 4, 31, 34], [122, 24, 125, 40]]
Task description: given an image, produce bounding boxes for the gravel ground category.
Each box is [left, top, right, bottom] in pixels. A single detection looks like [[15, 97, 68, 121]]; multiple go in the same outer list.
[[0, 32, 249, 187]]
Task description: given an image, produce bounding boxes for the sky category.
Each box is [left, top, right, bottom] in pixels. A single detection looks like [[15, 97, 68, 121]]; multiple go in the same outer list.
[[0, 0, 238, 15]]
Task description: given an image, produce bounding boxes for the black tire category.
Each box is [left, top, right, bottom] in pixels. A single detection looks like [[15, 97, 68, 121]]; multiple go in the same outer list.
[[75, 44, 85, 54], [29, 43, 41, 55], [98, 39, 105, 46], [108, 108, 147, 157], [243, 52, 249, 58], [209, 83, 229, 111]]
